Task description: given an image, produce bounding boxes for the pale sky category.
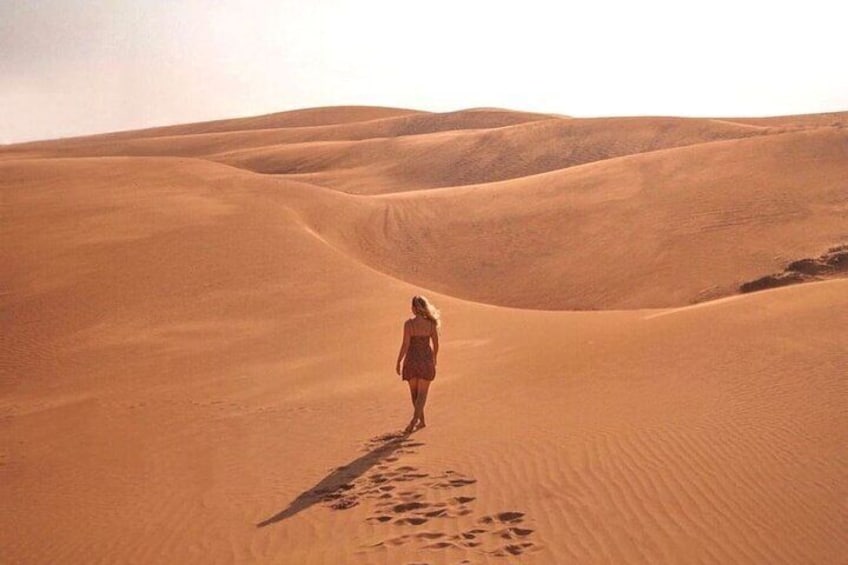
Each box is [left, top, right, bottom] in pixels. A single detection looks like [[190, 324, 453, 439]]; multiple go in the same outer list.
[[2, 0, 846, 143]]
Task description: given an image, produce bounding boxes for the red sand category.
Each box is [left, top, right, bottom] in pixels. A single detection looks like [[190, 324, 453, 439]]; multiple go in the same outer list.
[[2, 107, 846, 564]]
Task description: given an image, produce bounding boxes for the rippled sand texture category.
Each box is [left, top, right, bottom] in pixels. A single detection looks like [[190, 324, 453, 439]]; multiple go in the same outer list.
[[2, 107, 847, 564]]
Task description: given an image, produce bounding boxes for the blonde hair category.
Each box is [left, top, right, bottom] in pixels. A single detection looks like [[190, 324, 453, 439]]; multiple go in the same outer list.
[[412, 295, 441, 327]]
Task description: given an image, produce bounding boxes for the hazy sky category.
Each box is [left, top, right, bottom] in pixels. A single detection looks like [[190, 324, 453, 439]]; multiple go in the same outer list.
[[2, 0, 846, 143]]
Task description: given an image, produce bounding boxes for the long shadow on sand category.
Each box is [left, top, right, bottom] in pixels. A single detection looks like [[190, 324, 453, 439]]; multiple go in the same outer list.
[[256, 431, 423, 527]]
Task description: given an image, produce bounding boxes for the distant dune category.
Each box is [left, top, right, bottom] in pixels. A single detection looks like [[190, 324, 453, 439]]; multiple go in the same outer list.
[[719, 111, 848, 128], [2, 107, 846, 564]]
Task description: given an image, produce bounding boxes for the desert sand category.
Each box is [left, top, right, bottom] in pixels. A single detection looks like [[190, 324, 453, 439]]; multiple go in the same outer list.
[[1, 106, 846, 564]]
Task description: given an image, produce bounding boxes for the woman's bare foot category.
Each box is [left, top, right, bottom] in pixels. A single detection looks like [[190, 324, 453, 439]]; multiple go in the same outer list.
[[414, 419, 426, 431], [403, 419, 417, 434]]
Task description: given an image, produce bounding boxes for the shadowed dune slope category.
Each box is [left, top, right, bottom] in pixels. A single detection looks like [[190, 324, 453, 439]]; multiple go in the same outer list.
[[2, 107, 847, 564]]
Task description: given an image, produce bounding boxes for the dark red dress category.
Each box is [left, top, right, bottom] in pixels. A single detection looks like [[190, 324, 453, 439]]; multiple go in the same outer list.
[[402, 335, 436, 381]]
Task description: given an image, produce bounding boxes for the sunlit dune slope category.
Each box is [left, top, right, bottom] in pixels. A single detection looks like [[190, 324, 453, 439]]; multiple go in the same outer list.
[[0, 157, 390, 395], [3, 111, 794, 195], [720, 110, 848, 128], [50, 105, 423, 143], [3, 111, 846, 312], [293, 128, 848, 308], [213, 116, 779, 193], [0, 108, 551, 161]]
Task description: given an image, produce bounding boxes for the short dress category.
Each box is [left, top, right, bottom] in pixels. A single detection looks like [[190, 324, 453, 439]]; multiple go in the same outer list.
[[402, 334, 436, 381]]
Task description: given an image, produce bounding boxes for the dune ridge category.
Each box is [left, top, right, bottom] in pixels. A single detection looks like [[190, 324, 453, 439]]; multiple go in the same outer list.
[[0, 108, 550, 159], [211, 116, 784, 193], [2, 106, 846, 564]]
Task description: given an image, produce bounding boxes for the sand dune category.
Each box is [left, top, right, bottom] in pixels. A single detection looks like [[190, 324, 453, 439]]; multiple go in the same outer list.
[[0, 108, 551, 161], [294, 128, 848, 308], [2, 106, 846, 564], [212, 116, 779, 193], [58, 105, 424, 142], [720, 111, 848, 128]]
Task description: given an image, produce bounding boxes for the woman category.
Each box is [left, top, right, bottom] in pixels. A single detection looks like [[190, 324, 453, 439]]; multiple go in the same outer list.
[[395, 295, 440, 434]]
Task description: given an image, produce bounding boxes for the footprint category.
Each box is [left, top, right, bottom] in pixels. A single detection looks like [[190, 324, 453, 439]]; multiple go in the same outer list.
[[329, 497, 357, 510], [497, 511, 525, 523], [393, 501, 429, 513], [481, 511, 524, 525], [423, 541, 455, 549], [453, 529, 486, 543], [367, 515, 393, 523], [504, 542, 535, 555], [415, 532, 445, 540], [384, 535, 411, 546], [423, 508, 448, 518], [431, 477, 477, 489], [395, 517, 428, 526], [462, 541, 481, 548]]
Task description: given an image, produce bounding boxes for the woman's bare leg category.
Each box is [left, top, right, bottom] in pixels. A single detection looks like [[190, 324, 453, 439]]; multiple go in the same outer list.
[[413, 379, 431, 429], [407, 378, 419, 407], [404, 378, 420, 433]]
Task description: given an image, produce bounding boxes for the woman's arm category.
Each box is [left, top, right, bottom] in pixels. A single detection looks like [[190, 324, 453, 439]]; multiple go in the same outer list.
[[395, 321, 411, 374], [431, 322, 439, 367]]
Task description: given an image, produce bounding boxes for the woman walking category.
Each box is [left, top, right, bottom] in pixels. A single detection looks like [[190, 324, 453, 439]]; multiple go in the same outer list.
[[396, 296, 440, 434]]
